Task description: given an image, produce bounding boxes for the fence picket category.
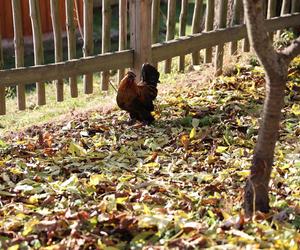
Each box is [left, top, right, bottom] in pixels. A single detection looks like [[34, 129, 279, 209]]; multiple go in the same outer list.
[[214, 0, 228, 76], [29, 0, 46, 105], [50, 0, 64, 102], [151, 0, 160, 68], [130, 0, 152, 79], [65, 0, 78, 98], [291, 0, 300, 34], [102, 0, 111, 91], [179, 0, 188, 71], [241, 2, 250, 52], [83, 0, 94, 94], [230, 0, 242, 55], [291, 0, 300, 13], [12, 0, 26, 110], [0, 22, 5, 115], [204, 0, 214, 63], [267, 0, 277, 42], [164, 0, 176, 73], [191, 0, 203, 65], [118, 0, 128, 83]]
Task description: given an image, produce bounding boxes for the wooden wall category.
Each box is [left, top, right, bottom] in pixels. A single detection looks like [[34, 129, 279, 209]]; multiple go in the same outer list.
[[0, 0, 83, 39]]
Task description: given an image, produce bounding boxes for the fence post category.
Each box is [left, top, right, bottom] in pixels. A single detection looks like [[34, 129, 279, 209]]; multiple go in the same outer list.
[[65, 0, 78, 98], [151, 0, 160, 69], [29, 0, 46, 106], [50, 0, 64, 102], [101, 0, 111, 91], [291, 0, 300, 12], [230, 0, 242, 55], [191, 0, 203, 65], [130, 0, 152, 80], [291, 0, 300, 34], [118, 0, 128, 83], [214, 0, 227, 76], [12, 0, 26, 111], [83, 0, 94, 94], [267, 0, 277, 42], [0, 22, 5, 115], [241, 2, 250, 52], [204, 0, 214, 63], [179, 0, 188, 71], [164, 0, 176, 73], [277, 0, 291, 37]]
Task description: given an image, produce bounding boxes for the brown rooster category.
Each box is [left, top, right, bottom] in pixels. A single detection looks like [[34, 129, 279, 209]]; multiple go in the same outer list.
[[116, 63, 160, 125]]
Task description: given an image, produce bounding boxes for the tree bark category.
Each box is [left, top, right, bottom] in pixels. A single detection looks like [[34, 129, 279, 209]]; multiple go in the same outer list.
[[243, 0, 300, 216]]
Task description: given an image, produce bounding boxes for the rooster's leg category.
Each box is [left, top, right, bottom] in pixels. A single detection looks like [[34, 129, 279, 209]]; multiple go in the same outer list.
[[139, 111, 155, 125], [126, 113, 137, 125]]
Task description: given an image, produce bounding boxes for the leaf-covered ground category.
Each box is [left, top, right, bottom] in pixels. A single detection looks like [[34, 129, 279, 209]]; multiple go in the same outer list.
[[0, 57, 300, 249]]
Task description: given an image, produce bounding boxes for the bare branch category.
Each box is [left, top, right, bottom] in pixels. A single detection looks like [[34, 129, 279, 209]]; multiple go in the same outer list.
[[243, 0, 281, 76], [279, 36, 300, 63]]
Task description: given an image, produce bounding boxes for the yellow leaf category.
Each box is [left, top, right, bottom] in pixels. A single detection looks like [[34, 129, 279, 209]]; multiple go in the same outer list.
[[206, 155, 217, 164], [90, 174, 106, 186], [291, 104, 300, 116], [143, 162, 159, 168], [23, 218, 39, 236], [8, 245, 19, 250], [216, 146, 228, 153], [143, 204, 152, 215], [28, 196, 39, 204], [180, 134, 190, 150], [68, 141, 86, 156], [190, 128, 196, 139]]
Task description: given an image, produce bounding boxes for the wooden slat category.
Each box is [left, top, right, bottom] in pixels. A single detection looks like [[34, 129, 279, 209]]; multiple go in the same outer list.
[[151, 0, 160, 68], [241, 2, 250, 52], [1, 13, 299, 87], [12, 0, 26, 110], [50, 0, 64, 102], [0, 25, 3, 69], [230, 0, 242, 55], [281, 0, 291, 16], [0, 50, 133, 86], [191, 0, 203, 65], [267, 0, 277, 42], [83, 0, 94, 94], [263, 0, 268, 17], [101, 0, 111, 91], [65, 0, 78, 98], [277, 0, 291, 37], [29, 0, 46, 105], [0, 1, 14, 39], [0, 20, 5, 115], [214, 0, 228, 76], [291, 0, 300, 34], [179, 0, 188, 71], [118, 0, 128, 83], [291, 0, 300, 13], [164, 0, 176, 73], [130, 0, 152, 79], [204, 0, 214, 63], [152, 13, 300, 62]]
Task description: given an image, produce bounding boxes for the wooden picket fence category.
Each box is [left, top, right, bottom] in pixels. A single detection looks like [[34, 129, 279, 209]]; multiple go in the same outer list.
[[0, 0, 299, 115]]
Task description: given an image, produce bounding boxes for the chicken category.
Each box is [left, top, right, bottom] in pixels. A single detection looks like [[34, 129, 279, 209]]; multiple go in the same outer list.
[[116, 63, 160, 124]]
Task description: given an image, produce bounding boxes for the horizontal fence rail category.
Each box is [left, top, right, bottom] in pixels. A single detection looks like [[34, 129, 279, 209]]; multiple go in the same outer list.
[[0, 50, 133, 86], [152, 13, 300, 62], [1, 13, 299, 86], [0, 0, 299, 115]]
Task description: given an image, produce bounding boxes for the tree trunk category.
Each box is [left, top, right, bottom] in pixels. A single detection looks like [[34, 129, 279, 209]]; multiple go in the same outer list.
[[244, 76, 286, 215], [243, 0, 300, 216]]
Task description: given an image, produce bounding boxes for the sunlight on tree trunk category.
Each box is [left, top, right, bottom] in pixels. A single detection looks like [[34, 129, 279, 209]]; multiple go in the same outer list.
[[243, 0, 300, 216]]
